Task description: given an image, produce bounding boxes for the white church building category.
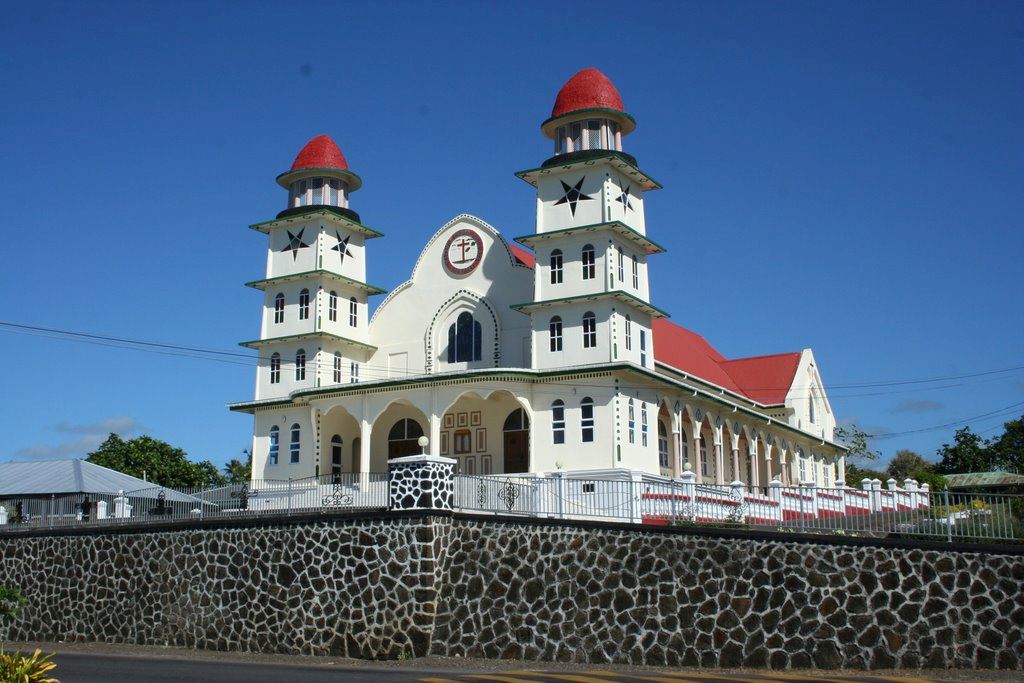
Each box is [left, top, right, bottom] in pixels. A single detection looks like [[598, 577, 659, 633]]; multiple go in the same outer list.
[[230, 68, 847, 490]]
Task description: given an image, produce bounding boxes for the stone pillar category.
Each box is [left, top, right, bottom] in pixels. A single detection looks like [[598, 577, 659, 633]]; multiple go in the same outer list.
[[778, 448, 788, 485], [95, 500, 108, 520], [680, 465, 697, 514], [905, 478, 918, 510], [0, 505, 7, 525], [768, 478, 782, 522], [764, 442, 774, 483], [388, 454, 457, 511], [802, 480, 819, 518], [919, 482, 930, 508]]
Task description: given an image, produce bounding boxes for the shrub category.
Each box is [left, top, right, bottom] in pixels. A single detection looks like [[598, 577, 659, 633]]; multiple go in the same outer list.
[[0, 649, 58, 682]]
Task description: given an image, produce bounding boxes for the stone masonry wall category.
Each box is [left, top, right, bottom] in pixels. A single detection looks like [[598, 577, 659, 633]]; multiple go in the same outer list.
[[1, 514, 1022, 669]]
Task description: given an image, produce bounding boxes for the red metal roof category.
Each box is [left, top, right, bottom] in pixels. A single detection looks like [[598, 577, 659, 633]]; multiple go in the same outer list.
[[552, 68, 625, 118], [499, 245, 800, 406], [291, 134, 349, 171]]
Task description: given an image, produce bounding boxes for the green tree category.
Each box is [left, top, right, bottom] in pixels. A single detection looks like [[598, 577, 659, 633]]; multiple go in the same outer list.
[[934, 427, 995, 475], [989, 414, 1024, 474], [86, 434, 226, 489], [223, 449, 252, 484], [886, 449, 932, 481], [909, 468, 947, 492]]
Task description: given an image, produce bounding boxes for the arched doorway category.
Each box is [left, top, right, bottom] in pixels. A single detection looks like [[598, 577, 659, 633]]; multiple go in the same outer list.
[[388, 418, 424, 458], [502, 407, 530, 473]]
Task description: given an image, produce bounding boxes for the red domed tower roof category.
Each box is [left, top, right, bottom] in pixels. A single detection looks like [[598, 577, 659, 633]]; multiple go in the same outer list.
[[551, 68, 625, 118], [542, 68, 636, 138], [276, 134, 362, 191], [290, 134, 349, 171]]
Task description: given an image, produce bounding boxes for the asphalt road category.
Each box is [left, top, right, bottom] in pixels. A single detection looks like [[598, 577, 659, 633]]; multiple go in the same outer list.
[[43, 651, 1010, 683]]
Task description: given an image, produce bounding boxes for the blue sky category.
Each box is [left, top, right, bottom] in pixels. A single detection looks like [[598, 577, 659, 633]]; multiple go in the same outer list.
[[1, 1, 1022, 469]]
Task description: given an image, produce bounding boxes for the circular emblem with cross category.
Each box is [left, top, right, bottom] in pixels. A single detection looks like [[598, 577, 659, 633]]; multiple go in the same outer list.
[[442, 229, 483, 276]]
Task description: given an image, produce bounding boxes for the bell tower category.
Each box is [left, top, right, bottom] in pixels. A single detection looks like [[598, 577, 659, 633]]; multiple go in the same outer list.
[[513, 68, 667, 371], [244, 134, 383, 401]]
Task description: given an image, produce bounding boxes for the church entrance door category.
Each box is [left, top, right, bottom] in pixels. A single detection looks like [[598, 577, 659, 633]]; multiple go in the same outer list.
[[502, 408, 530, 473]]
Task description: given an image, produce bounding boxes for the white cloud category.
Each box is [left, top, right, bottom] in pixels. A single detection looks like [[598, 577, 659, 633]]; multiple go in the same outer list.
[[893, 399, 944, 414], [13, 416, 141, 460]]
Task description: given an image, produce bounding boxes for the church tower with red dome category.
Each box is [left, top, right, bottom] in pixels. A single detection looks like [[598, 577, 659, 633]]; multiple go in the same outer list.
[[242, 135, 384, 474], [514, 68, 666, 373]]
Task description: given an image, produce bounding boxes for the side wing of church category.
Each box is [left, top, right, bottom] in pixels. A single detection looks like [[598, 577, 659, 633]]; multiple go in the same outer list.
[[230, 68, 847, 488]]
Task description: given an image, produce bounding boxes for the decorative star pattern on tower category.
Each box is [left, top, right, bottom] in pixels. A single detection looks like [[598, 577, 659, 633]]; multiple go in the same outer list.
[[616, 184, 634, 212], [281, 228, 311, 260], [554, 177, 594, 217], [332, 231, 354, 266]]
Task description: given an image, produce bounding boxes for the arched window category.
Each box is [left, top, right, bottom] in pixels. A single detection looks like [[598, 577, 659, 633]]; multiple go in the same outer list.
[[349, 297, 358, 327], [274, 293, 285, 324], [582, 312, 597, 348], [328, 291, 338, 322], [298, 289, 310, 320], [503, 408, 529, 432], [388, 418, 424, 458], [268, 426, 279, 465], [628, 399, 635, 444], [625, 315, 632, 351], [295, 349, 306, 381], [549, 316, 563, 352], [551, 400, 565, 445], [658, 421, 669, 468], [290, 423, 301, 463], [269, 353, 281, 384], [580, 397, 594, 443], [631, 254, 639, 289], [447, 311, 482, 363], [617, 247, 624, 282], [331, 435, 343, 477], [582, 244, 595, 280], [550, 249, 563, 284], [641, 403, 648, 447], [333, 352, 342, 383]]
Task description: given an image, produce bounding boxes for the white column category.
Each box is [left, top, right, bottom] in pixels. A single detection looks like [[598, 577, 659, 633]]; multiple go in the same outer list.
[[359, 419, 372, 473], [0, 505, 7, 525], [778, 448, 788, 485], [713, 425, 724, 486], [430, 413, 442, 458], [748, 442, 759, 488]]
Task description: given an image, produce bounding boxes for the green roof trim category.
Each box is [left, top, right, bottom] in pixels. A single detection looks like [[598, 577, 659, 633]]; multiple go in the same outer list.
[[513, 221, 666, 255], [226, 363, 846, 451], [249, 209, 383, 239], [510, 290, 669, 318], [245, 270, 386, 295], [515, 152, 662, 192], [943, 471, 1024, 489], [239, 331, 377, 353]]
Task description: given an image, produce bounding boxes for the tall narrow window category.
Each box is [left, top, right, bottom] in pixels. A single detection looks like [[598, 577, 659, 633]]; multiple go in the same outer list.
[[549, 316, 563, 352], [809, 395, 816, 424], [798, 452, 807, 482], [680, 428, 690, 472], [350, 362, 359, 383], [639, 330, 647, 366], [550, 249, 563, 284], [617, 247, 624, 283], [625, 315, 632, 351], [331, 435, 343, 476], [641, 403, 648, 447], [290, 423, 300, 463], [570, 122, 583, 151], [586, 120, 602, 149], [582, 311, 597, 348], [269, 353, 281, 384], [631, 254, 639, 289], [298, 289, 310, 320], [328, 291, 338, 322], [311, 178, 324, 204], [328, 179, 340, 206], [295, 349, 306, 381], [552, 400, 565, 444], [274, 293, 285, 324], [580, 397, 594, 443], [333, 352, 342, 383], [447, 312, 482, 363], [628, 399, 635, 444], [268, 426, 279, 465], [582, 244, 595, 280], [700, 442, 708, 477], [349, 297, 358, 327], [658, 421, 669, 468]]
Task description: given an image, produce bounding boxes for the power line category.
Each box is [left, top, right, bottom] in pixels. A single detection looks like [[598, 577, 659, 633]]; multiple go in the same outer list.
[[868, 401, 1024, 440]]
